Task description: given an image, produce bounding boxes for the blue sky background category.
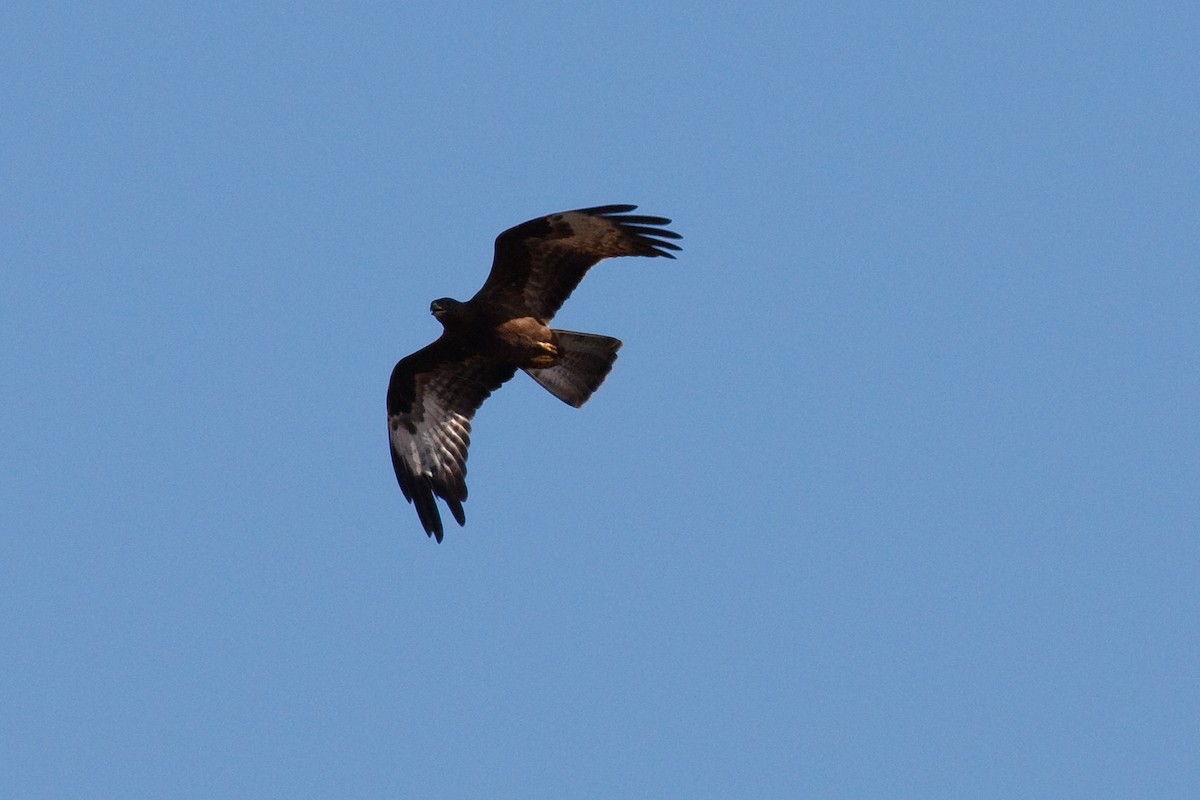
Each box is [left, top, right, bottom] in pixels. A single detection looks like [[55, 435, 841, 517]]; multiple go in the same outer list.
[[3, 2, 1198, 797]]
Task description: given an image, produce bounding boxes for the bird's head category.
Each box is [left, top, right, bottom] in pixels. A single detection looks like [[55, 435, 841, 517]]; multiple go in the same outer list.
[[430, 297, 462, 321]]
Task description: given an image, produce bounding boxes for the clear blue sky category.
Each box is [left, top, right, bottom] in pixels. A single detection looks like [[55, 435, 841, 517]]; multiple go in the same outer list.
[[3, 2, 1197, 797]]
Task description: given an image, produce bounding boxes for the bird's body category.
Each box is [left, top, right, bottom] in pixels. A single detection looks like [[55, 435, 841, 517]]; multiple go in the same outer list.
[[435, 300, 557, 367], [387, 204, 681, 540]]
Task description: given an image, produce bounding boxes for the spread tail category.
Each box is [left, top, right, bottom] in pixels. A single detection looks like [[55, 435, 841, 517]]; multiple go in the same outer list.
[[523, 330, 622, 407]]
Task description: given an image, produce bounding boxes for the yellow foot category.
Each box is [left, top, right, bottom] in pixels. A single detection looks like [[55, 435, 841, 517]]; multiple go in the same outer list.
[[529, 341, 557, 368]]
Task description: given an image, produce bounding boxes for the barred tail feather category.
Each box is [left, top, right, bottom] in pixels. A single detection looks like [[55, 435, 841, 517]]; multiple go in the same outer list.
[[523, 330, 622, 407]]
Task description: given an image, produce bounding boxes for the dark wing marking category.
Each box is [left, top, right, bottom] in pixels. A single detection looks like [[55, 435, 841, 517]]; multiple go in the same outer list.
[[387, 340, 517, 541], [472, 204, 681, 321]]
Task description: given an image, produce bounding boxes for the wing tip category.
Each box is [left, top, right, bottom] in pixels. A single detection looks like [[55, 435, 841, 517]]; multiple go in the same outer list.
[[576, 204, 684, 258], [576, 203, 638, 215], [417, 485, 467, 542], [422, 499, 464, 542], [392, 444, 465, 542]]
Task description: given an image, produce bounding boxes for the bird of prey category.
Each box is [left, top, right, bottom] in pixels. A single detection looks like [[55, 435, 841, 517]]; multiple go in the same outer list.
[[386, 204, 681, 541]]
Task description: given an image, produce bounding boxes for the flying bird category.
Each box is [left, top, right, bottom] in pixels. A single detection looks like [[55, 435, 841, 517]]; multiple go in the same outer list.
[[386, 204, 681, 541]]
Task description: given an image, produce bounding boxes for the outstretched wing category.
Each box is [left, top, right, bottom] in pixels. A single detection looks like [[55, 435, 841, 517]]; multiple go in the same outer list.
[[472, 204, 681, 321], [387, 340, 517, 541]]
